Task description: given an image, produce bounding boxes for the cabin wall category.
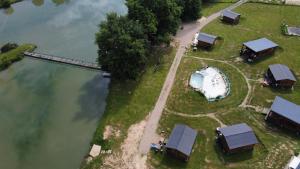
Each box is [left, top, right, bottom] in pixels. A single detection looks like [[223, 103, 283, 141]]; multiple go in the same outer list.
[[227, 145, 255, 154], [198, 41, 214, 48], [266, 69, 295, 88], [166, 148, 189, 161], [257, 48, 275, 57], [241, 47, 276, 61], [266, 111, 300, 133], [278, 79, 295, 88], [222, 16, 239, 24], [218, 135, 255, 154]]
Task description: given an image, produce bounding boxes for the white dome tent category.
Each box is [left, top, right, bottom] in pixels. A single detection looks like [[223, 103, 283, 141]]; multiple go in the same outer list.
[[189, 67, 231, 101]]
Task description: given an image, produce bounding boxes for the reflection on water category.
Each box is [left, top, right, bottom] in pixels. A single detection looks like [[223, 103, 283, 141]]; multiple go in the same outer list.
[[4, 0, 70, 15], [0, 0, 126, 169]]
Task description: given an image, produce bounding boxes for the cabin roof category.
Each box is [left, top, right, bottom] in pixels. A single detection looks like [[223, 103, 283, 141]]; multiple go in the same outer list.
[[197, 33, 217, 45], [270, 96, 300, 125], [166, 124, 197, 156], [243, 38, 278, 53], [222, 10, 240, 20], [219, 123, 258, 150], [269, 64, 296, 82], [288, 156, 300, 169]]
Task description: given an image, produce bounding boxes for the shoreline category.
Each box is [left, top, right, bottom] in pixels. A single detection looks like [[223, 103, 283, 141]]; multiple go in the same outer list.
[[0, 0, 22, 9], [0, 44, 36, 71]]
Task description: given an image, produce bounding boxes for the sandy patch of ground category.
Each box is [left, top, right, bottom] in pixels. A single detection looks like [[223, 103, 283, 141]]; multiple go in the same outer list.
[[103, 125, 120, 140], [102, 120, 149, 169]]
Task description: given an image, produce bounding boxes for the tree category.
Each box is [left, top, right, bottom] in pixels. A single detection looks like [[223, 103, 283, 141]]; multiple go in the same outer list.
[[127, 0, 182, 44], [1, 43, 18, 53], [96, 13, 147, 79], [177, 0, 202, 21], [0, 0, 11, 8]]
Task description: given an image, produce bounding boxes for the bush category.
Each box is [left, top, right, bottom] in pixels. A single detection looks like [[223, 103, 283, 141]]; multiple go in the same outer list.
[[1, 43, 18, 53], [280, 23, 288, 35]]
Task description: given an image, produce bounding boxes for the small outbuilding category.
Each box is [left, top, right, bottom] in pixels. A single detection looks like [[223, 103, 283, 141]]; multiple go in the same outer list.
[[286, 156, 300, 169], [216, 123, 258, 154], [221, 10, 241, 24], [265, 96, 300, 134], [265, 64, 296, 89], [240, 38, 279, 62], [196, 32, 218, 49], [165, 124, 197, 161]]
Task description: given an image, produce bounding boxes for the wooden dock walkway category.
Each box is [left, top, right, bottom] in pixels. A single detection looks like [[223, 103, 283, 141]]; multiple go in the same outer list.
[[23, 52, 101, 70]]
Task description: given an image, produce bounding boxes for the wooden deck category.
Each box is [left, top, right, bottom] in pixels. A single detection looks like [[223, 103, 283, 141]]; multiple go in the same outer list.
[[23, 52, 101, 70]]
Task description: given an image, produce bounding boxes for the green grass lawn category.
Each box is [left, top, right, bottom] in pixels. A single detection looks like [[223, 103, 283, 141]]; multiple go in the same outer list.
[[202, 2, 234, 17], [81, 47, 176, 169], [166, 58, 247, 114], [150, 3, 300, 169], [150, 109, 300, 169], [190, 3, 300, 107], [0, 44, 36, 71]]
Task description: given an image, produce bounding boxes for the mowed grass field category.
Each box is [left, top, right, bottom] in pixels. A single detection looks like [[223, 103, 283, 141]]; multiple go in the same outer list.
[[150, 3, 300, 169]]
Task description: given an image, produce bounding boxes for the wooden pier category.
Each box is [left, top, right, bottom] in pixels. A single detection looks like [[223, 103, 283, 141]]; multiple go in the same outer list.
[[23, 52, 101, 70]]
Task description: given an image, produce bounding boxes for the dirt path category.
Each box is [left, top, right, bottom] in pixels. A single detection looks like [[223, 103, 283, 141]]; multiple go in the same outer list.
[[165, 108, 226, 127], [139, 0, 248, 155], [102, 120, 148, 169]]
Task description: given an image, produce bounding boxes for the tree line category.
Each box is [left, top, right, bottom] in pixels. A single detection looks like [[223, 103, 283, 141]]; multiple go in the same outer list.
[[96, 0, 202, 79]]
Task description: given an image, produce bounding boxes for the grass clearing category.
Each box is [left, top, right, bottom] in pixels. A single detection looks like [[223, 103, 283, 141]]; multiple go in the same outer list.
[[150, 3, 300, 169], [202, 2, 234, 17], [191, 3, 300, 107], [166, 57, 247, 114]]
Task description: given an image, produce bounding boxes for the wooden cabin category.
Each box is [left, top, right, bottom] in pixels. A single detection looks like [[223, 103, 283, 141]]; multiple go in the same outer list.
[[216, 123, 258, 154], [265, 96, 300, 134], [221, 10, 241, 24], [286, 156, 300, 169], [165, 124, 197, 161], [240, 38, 278, 62], [196, 33, 218, 49], [265, 64, 296, 89]]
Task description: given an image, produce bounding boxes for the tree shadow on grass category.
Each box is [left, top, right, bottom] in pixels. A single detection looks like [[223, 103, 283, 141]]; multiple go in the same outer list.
[[73, 73, 110, 122]]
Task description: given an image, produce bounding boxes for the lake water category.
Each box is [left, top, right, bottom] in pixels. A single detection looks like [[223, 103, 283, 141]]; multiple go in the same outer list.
[[0, 1, 126, 169]]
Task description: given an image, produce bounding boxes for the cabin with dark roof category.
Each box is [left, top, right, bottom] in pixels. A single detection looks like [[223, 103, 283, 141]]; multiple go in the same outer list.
[[165, 124, 197, 161], [216, 123, 258, 154], [265, 64, 296, 89], [197, 33, 218, 49], [240, 38, 279, 62], [265, 96, 300, 134], [221, 10, 241, 24]]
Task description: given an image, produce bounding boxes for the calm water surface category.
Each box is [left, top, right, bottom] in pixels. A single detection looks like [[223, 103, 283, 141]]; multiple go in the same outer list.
[[0, 1, 126, 169]]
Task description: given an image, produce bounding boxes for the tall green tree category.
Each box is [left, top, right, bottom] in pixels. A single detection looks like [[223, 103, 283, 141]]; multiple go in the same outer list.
[[96, 13, 147, 79], [127, 0, 182, 44], [177, 0, 202, 21]]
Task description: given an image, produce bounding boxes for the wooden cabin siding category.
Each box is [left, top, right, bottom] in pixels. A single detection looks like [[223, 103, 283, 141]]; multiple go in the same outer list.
[[166, 148, 189, 161], [241, 46, 276, 61], [256, 48, 275, 57], [266, 69, 295, 88], [218, 135, 255, 154], [222, 16, 240, 24], [198, 41, 214, 48], [278, 79, 295, 88], [266, 111, 300, 133]]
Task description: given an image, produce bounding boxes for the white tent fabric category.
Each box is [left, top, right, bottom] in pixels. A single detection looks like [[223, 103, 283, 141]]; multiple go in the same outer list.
[[189, 67, 230, 101]]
